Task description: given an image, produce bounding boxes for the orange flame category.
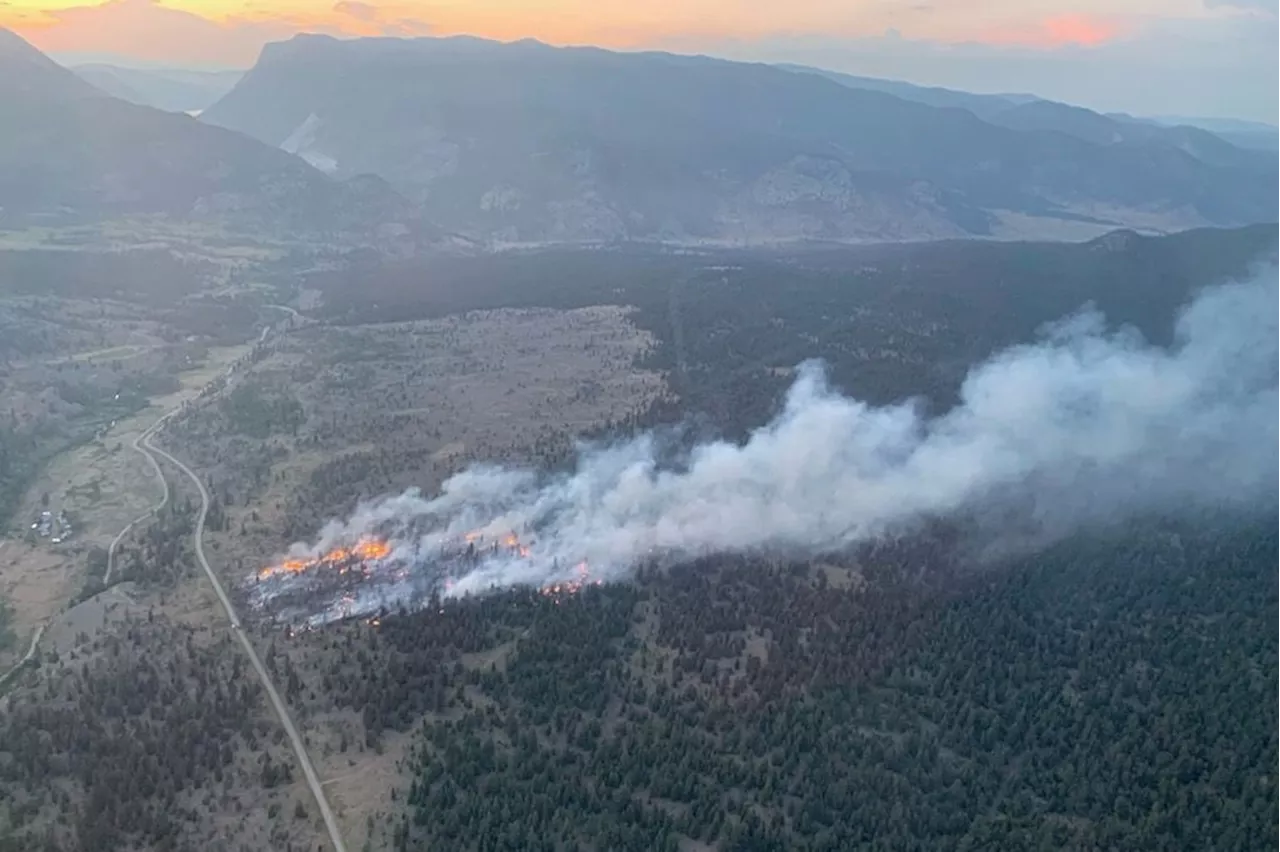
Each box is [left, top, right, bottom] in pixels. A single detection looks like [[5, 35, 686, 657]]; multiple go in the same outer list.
[[537, 560, 597, 599], [260, 531, 602, 611], [258, 536, 393, 580], [354, 539, 391, 560]]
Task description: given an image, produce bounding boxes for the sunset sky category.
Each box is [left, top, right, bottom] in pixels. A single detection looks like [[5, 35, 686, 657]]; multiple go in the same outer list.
[[3, 0, 1276, 122]]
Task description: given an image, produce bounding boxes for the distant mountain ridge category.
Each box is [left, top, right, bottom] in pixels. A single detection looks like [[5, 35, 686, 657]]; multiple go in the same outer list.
[[770, 64, 1280, 156], [72, 64, 244, 114], [202, 34, 1277, 247], [772, 63, 1040, 120], [777, 63, 1273, 170], [0, 29, 442, 248], [1137, 115, 1278, 153]]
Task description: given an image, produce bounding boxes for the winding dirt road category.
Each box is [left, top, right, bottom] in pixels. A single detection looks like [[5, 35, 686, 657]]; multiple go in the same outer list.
[[6, 309, 346, 847], [99, 309, 346, 850], [103, 409, 178, 585], [142, 429, 349, 852], [102, 307, 290, 585], [0, 623, 45, 691]]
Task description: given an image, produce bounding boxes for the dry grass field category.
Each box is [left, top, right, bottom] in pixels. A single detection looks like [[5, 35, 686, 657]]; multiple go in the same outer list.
[[136, 303, 671, 847], [178, 304, 667, 581], [0, 343, 250, 670]]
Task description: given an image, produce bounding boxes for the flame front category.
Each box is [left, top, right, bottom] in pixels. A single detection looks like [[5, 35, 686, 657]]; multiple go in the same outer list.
[[258, 536, 392, 580], [539, 560, 602, 599], [256, 530, 601, 624]]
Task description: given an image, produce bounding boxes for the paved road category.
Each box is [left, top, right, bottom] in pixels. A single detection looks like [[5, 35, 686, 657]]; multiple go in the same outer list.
[[142, 430, 348, 852]]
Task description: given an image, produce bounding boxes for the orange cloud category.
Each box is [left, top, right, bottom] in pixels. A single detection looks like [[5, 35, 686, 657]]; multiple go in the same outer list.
[[0, 1, 1135, 67], [11, 0, 292, 64], [980, 14, 1121, 48], [4, 0, 432, 64], [1044, 14, 1119, 45]]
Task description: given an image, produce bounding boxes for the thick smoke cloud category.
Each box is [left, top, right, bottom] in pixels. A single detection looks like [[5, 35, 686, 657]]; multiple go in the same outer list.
[[288, 271, 1278, 597]]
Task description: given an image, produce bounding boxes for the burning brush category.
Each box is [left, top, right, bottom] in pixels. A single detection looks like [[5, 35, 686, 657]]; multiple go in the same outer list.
[[257, 537, 392, 581], [249, 529, 600, 627]]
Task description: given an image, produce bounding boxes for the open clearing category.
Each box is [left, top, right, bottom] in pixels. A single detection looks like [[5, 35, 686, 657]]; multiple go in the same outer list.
[[161, 303, 669, 842], [0, 343, 250, 669], [44, 342, 157, 365], [1, 329, 335, 852], [179, 304, 667, 576], [4, 298, 667, 848]]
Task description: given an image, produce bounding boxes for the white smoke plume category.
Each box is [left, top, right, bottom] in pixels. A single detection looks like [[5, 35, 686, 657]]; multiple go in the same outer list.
[[286, 271, 1278, 598]]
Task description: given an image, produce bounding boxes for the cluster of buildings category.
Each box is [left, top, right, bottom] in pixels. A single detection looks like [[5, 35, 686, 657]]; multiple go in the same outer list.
[[31, 508, 73, 544]]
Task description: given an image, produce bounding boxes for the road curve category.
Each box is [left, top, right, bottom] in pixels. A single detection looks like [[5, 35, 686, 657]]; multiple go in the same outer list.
[[104, 409, 180, 585], [0, 624, 46, 691], [264, 303, 302, 321], [9, 400, 185, 688], [142, 432, 349, 852], [109, 304, 292, 584]]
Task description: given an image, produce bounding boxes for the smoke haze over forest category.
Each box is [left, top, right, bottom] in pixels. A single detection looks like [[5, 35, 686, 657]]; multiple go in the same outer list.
[[287, 270, 1279, 597]]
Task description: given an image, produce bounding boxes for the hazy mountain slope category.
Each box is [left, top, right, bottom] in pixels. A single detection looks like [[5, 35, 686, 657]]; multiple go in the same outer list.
[[989, 100, 1271, 170], [0, 29, 428, 241], [1210, 129, 1279, 152], [782, 62, 1270, 171], [774, 63, 1034, 119], [69, 63, 147, 105], [73, 64, 243, 114], [1144, 115, 1279, 153], [203, 35, 1276, 246]]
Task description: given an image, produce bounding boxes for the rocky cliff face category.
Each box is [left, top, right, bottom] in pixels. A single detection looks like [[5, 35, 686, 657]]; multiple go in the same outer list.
[[201, 34, 1277, 246]]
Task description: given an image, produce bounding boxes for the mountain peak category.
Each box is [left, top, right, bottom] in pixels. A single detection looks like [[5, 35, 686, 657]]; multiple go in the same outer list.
[[0, 27, 106, 101], [0, 28, 426, 241], [0, 27, 62, 68], [0, 26, 34, 52], [0, 26, 43, 60]]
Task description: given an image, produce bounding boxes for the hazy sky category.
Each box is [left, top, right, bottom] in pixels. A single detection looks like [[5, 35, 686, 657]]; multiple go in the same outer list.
[[3, 0, 1277, 122]]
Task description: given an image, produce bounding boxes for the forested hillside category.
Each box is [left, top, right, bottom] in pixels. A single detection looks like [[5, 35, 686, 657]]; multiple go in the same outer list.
[[287, 518, 1276, 851], [273, 225, 1280, 851], [307, 224, 1278, 431]]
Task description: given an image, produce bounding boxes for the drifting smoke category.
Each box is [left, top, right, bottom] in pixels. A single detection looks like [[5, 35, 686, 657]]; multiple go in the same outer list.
[[276, 271, 1278, 602]]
